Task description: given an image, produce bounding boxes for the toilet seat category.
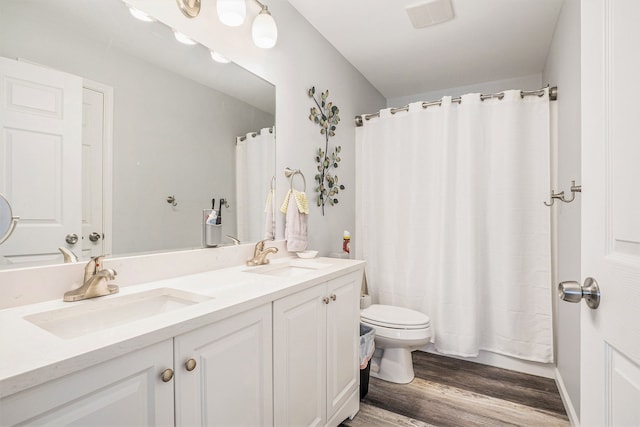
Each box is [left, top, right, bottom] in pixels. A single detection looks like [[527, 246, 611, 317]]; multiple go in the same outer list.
[[361, 304, 430, 330]]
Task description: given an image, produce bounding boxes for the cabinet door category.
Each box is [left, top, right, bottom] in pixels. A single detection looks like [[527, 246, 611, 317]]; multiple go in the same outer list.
[[326, 272, 360, 420], [274, 284, 327, 427], [174, 304, 273, 427], [0, 340, 174, 426]]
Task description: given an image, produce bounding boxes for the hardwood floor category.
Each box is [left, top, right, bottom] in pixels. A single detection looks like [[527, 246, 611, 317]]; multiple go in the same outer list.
[[342, 351, 570, 427]]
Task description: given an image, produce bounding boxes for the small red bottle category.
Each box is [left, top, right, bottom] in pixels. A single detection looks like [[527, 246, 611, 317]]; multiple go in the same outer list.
[[343, 230, 351, 254]]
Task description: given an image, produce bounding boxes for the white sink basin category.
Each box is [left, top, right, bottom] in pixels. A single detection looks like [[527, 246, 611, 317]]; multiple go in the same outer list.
[[246, 260, 331, 277], [24, 288, 212, 339]]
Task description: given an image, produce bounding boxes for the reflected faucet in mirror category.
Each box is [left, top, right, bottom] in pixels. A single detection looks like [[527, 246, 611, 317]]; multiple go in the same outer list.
[[63, 255, 118, 302], [58, 247, 79, 263], [225, 235, 241, 245]]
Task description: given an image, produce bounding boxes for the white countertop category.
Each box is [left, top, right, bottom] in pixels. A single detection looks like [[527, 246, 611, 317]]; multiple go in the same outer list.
[[0, 256, 364, 398]]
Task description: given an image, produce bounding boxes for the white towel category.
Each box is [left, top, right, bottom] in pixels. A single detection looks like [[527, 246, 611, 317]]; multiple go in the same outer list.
[[263, 189, 275, 240], [280, 190, 308, 252]]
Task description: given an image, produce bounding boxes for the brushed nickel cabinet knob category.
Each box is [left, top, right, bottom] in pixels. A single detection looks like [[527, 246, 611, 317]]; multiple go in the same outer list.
[[185, 358, 197, 372], [161, 368, 174, 382]]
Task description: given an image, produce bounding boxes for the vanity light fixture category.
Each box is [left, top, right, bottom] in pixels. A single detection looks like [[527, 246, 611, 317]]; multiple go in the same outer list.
[[173, 29, 198, 45], [128, 6, 155, 22], [210, 50, 231, 63], [217, 0, 247, 27], [252, 3, 278, 49], [173, 0, 278, 49]]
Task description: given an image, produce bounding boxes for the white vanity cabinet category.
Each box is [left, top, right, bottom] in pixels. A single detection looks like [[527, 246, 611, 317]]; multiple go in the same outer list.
[[0, 339, 176, 426], [174, 303, 273, 426], [273, 270, 361, 427], [0, 304, 272, 427]]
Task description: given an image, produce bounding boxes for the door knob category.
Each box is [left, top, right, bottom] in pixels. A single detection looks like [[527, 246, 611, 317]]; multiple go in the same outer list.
[[558, 277, 601, 309], [89, 232, 101, 242], [65, 233, 78, 245]]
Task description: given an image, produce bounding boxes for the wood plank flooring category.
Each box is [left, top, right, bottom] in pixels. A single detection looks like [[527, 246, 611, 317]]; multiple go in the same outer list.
[[342, 351, 569, 427]]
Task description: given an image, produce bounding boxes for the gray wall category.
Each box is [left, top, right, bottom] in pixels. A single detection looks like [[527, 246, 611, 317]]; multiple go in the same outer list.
[[130, 0, 387, 257], [543, 0, 582, 420]]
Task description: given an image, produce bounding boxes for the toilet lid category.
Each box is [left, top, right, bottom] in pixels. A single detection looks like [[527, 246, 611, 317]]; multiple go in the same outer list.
[[361, 304, 430, 329]]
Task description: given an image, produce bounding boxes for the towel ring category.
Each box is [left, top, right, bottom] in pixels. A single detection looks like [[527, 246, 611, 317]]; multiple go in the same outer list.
[[284, 167, 306, 192]]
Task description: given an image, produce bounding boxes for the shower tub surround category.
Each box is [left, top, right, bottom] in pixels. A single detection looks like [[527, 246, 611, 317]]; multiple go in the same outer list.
[[0, 243, 364, 426]]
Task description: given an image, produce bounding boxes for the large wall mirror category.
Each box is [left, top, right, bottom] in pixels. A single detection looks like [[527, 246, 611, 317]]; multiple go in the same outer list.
[[0, 0, 276, 268]]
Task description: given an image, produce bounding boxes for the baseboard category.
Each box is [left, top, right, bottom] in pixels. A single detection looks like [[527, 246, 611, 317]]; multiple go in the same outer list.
[[554, 367, 580, 427], [421, 344, 555, 378]]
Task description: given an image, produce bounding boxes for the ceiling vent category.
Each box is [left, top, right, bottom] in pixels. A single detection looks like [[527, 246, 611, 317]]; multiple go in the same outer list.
[[405, 0, 455, 29]]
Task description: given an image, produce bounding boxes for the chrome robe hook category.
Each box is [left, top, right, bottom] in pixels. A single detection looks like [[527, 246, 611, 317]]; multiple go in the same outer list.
[[544, 180, 582, 206]]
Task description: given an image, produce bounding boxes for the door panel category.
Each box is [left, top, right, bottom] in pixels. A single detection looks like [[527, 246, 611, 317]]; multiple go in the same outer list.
[[174, 304, 273, 427], [326, 272, 360, 418], [81, 87, 104, 258], [274, 285, 327, 427], [0, 56, 82, 262], [581, 0, 640, 425], [0, 340, 174, 426]]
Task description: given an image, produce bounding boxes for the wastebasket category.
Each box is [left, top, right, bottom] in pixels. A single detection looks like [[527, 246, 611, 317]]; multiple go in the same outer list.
[[359, 323, 375, 399]]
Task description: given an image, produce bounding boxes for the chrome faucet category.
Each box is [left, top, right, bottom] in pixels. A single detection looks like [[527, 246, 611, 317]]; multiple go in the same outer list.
[[63, 255, 119, 302], [246, 239, 278, 266]]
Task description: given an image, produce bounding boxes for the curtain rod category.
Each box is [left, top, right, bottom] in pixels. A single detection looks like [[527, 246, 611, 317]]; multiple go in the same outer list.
[[355, 86, 558, 127], [237, 126, 274, 142]]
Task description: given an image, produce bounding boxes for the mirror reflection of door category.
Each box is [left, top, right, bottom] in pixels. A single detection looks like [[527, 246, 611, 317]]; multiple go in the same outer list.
[[0, 57, 82, 265], [81, 83, 112, 259]]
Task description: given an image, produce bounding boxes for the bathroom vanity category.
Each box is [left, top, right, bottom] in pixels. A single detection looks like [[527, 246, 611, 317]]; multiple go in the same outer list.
[[0, 255, 364, 426]]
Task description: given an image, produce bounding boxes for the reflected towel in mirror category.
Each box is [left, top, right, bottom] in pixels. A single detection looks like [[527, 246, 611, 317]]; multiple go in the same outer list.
[[264, 189, 275, 240]]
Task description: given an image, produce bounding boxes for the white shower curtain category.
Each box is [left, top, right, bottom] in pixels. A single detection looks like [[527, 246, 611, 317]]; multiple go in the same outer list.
[[355, 90, 553, 363], [236, 128, 275, 243]]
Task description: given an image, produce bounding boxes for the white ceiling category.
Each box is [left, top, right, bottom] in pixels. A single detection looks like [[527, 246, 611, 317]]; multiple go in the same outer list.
[[287, 0, 564, 99]]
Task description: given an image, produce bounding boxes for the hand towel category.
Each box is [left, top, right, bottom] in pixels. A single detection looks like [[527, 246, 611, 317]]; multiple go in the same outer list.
[[280, 189, 308, 252], [263, 189, 275, 240], [279, 189, 309, 215]]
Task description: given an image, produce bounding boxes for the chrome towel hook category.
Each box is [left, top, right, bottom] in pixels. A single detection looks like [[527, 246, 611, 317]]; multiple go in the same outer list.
[[544, 180, 581, 206]]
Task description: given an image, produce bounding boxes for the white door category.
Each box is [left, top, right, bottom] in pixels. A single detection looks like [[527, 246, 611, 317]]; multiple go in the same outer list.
[[0, 56, 82, 263], [581, 1, 640, 426], [81, 87, 104, 258]]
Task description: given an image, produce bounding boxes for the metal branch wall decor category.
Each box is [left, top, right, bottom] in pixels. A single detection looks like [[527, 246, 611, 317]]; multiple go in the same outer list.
[[308, 86, 344, 215]]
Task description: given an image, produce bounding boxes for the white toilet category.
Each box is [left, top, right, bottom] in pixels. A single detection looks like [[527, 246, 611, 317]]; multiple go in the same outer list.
[[360, 304, 431, 384]]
